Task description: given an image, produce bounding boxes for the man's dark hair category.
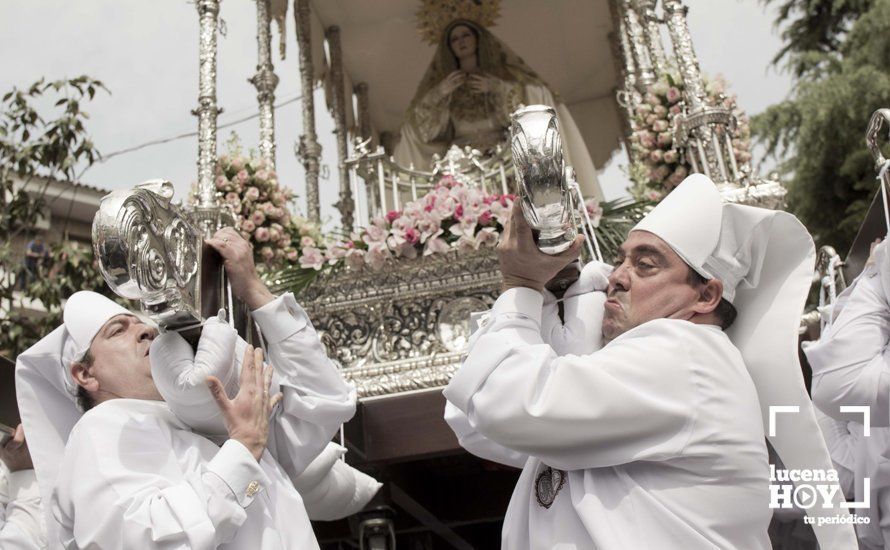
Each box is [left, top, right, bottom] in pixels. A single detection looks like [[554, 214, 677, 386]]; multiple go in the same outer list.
[[74, 350, 96, 411], [686, 269, 738, 330]]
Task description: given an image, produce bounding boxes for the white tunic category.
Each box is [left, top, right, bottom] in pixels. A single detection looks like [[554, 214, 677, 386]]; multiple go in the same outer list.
[[444, 287, 771, 550], [52, 293, 356, 549], [0, 466, 46, 550], [805, 254, 890, 549], [807, 257, 890, 427]]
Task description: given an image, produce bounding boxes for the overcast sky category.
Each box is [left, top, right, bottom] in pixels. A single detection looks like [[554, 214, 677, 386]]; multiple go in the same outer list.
[[1, 0, 792, 229]]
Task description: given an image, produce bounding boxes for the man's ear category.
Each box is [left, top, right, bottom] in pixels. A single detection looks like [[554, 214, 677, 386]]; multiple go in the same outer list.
[[692, 278, 723, 315], [70, 361, 99, 393]]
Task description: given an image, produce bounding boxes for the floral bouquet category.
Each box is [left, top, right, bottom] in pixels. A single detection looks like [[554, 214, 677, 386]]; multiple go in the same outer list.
[[300, 175, 517, 272], [628, 72, 753, 201], [204, 137, 332, 274]]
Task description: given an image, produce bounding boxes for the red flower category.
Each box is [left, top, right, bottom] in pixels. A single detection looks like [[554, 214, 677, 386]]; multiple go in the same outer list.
[[385, 210, 401, 223], [454, 204, 464, 219]]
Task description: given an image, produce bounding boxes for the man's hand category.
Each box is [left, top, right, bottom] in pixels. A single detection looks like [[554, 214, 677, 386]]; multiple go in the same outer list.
[[207, 346, 282, 462], [1, 424, 34, 472], [205, 227, 275, 310], [498, 202, 584, 293]]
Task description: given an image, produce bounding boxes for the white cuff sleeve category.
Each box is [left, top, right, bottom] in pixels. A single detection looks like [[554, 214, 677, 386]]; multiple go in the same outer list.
[[251, 293, 309, 345], [490, 287, 544, 324], [206, 440, 270, 508]]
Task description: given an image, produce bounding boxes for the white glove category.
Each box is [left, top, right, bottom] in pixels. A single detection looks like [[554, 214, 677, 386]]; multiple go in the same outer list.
[[292, 443, 382, 521], [542, 261, 611, 356], [150, 313, 279, 436]]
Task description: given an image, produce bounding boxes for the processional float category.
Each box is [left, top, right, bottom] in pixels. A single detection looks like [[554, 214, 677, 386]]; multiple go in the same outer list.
[[87, 0, 806, 546]]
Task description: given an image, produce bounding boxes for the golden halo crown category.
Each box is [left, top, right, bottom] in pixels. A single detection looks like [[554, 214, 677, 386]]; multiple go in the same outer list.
[[416, 0, 501, 45]]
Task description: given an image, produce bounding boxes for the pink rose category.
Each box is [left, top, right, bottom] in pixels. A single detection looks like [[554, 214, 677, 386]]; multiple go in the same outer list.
[[423, 230, 451, 256], [250, 210, 266, 226], [583, 198, 602, 228], [650, 81, 669, 96], [245, 187, 260, 201], [663, 150, 679, 164], [385, 210, 401, 223], [326, 245, 348, 260], [365, 242, 390, 271], [478, 210, 493, 226], [255, 227, 270, 242], [669, 104, 682, 116], [645, 114, 658, 127], [236, 170, 250, 186], [286, 248, 299, 262], [653, 105, 668, 117], [299, 246, 325, 270], [254, 169, 269, 181], [240, 219, 256, 233], [216, 176, 230, 190], [635, 103, 653, 117], [231, 156, 245, 171], [476, 227, 499, 247], [225, 192, 240, 206], [645, 93, 660, 107], [300, 236, 316, 248], [648, 149, 664, 163], [268, 227, 281, 242], [666, 87, 682, 104], [259, 246, 274, 261], [657, 132, 673, 147], [652, 119, 669, 133]]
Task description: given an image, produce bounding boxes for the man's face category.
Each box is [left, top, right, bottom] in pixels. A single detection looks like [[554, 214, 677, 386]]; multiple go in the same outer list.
[[83, 314, 162, 402], [603, 231, 703, 341]]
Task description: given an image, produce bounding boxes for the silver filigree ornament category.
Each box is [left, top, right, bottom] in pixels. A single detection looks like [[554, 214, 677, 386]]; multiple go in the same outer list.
[[92, 180, 206, 330], [437, 296, 489, 352], [535, 465, 567, 509]]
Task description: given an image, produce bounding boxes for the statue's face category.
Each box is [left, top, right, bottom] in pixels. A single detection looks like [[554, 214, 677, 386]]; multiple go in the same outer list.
[[449, 24, 477, 60]]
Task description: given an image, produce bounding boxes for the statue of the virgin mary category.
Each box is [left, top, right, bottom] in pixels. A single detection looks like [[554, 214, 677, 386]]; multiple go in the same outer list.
[[394, 10, 602, 199]]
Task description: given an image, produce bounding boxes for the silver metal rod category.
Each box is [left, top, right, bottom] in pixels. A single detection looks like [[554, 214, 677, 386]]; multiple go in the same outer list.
[[571, 182, 602, 263], [391, 174, 400, 211], [194, 0, 222, 208], [687, 144, 700, 174], [326, 25, 355, 232], [294, 0, 322, 221], [724, 133, 740, 181], [250, 0, 279, 170], [377, 160, 386, 217], [711, 130, 728, 182], [694, 136, 710, 178]]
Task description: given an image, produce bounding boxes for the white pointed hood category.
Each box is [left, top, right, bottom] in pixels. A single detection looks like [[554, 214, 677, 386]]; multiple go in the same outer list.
[[15, 291, 130, 545]]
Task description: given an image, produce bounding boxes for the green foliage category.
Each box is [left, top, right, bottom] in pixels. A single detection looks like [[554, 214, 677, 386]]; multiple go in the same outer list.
[[0, 77, 113, 357], [761, 0, 874, 78], [753, 0, 890, 251]]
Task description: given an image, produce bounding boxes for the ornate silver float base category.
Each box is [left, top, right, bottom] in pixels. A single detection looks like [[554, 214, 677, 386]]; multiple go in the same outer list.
[[297, 249, 501, 398], [719, 179, 787, 210]]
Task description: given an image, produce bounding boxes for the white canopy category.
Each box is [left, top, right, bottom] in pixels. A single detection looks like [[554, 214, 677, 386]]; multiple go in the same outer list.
[[303, 0, 623, 168]]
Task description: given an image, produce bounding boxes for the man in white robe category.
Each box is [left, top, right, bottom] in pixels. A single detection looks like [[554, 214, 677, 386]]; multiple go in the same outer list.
[[1, 424, 45, 550], [444, 174, 858, 549], [805, 239, 890, 549], [16, 228, 357, 549]]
